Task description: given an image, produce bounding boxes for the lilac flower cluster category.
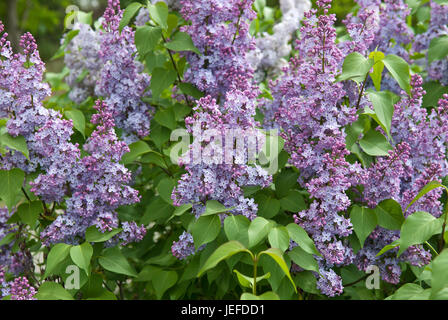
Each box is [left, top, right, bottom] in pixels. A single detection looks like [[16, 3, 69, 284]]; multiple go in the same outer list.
[[64, 0, 153, 144], [414, 1, 448, 85], [8, 277, 37, 300], [171, 0, 272, 260], [179, 0, 257, 99], [248, 0, 311, 82], [41, 100, 143, 245]]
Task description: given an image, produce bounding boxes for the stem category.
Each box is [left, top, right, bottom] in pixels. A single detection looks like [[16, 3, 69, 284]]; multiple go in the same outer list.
[[425, 241, 439, 256], [356, 74, 369, 110], [160, 33, 192, 107], [252, 257, 258, 296]]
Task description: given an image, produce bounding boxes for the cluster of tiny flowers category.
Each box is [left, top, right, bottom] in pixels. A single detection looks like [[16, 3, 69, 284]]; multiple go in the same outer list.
[[414, 1, 448, 85], [247, 0, 311, 82], [179, 0, 257, 99], [8, 277, 37, 300], [41, 100, 144, 245], [64, 0, 153, 144], [268, 0, 362, 296], [171, 0, 272, 260]]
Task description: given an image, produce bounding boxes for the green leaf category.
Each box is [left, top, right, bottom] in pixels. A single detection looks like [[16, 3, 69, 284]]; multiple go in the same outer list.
[[387, 283, 430, 300], [428, 36, 448, 63], [241, 291, 280, 300], [152, 269, 178, 299], [224, 215, 250, 247], [374, 199, 405, 230], [17, 201, 42, 227], [422, 81, 448, 108], [286, 223, 321, 256], [288, 246, 319, 273], [336, 52, 374, 83], [164, 32, 201, 55], [0, 168, 25, 211], [51, 29, 80, 60], [202, 200, 234, 216], [36, 282, 74, 300], [98, 246, 138, 277], [268, 226, 290, 252], [86, 290, 117, 300], [405, 181, 448, 213], [248, 217, 272, 248], [398, 211, 443, 256], [431, 249, 448, 297], [279, 190, 306, 212], [295, 271, 319, 294], [274, 170, 299, 198], [121, 140, 152, 164], [1, 133, 29, 159], [190, 214, 221, 249], [85, 226, 123, 243], [65, 109, 86, 138], [259, 248, 297, 292], [156, 178, 175, 204], [70, 242, 93, 276], [141, 197, 174, 224], [135, 26, 162, 58], [154, 108, 177, 130], [369, 51, 385, 91], [256, 195, 280, 219], [366, 90, 394, 138], [150, 67, 177, 98], [198, 241, 252, 277], [376, 239, 400, 257], [383, 54, 411, 94], [44, 243, 71, 278], [148, 2, 168, 30], [119, 2, 143, 31], [233, 270, 270, 289], [359, 129, 393, 156], [350, 205, 378, 247], [178, 82, 204, 99], [167, 203, 192, 221]]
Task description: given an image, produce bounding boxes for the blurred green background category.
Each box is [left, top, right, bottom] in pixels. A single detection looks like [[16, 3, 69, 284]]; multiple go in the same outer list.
[[0, 0, 354, 70]]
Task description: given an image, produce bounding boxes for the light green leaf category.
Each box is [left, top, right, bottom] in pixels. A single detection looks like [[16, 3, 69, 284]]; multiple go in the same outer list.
[[0, 169, 25, 211], [431, 249, 448, 297], [336, 52, 374, 83], [428, 36, 448, 63], [190, 214, 221, 249], [268, 226, 290, 252], [286, 223, 321, 256], [164, 32, 200, 55], [148, 2, 168, 29], [198, 241, 253, 277], [387, 283, 430, 300], [1, 133, 29, 159], [98, 246, 138, 277], [241, 291, 280, 300], [248, 216, 272, 248], [36, 282, 74, 300], [359, 129, 393, 156], [150, 67, 177, 98], [224, 215, 250, 247], [366, 90, 394, 138], [135, 26, 162, 58], [44, 243, 71, 278], [374, 199, 405, 230], [398, 211, 443, 256], [405, 181, 448, 213], [17, 201, 42, 227], [121, 140, 152, 164], [288, 246, 319, 273], [85, 226, 123, 243], [350, 205, 378, 247], [383, 54, 411, 94], [154, 108, 177, 130], [233, 269, 270, 289], [256, 195, 280, 219], [65, 109, 85, 138], [70, 242, 93, 276], [369, 51, 385, 91], [259, 248, 297, 292], [119, 2, 143, 31], [376, 239, 400, 257], [152, 269, 178, 299]]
